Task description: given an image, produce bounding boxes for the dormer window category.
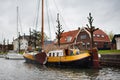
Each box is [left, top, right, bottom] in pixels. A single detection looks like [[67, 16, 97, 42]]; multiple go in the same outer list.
[[66, 36, 72, 42], [101, 35, 104, 37], [81, 34, 86, 39], [97, 34, 100, 37]]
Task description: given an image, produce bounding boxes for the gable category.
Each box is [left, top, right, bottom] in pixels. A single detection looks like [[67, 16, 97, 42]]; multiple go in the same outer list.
[[60, 30, 79, 44]]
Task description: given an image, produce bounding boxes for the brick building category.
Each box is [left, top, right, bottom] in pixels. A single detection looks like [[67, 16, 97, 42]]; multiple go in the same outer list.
[[54, 27, 111, 50], [0, 44, 13, 52]]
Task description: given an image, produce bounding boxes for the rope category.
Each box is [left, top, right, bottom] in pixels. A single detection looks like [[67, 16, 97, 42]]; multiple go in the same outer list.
[[45, 0, 52, 39], [53, 0, 70, 31], [35, 0, 40, 31], [45, 0, 56, 40]]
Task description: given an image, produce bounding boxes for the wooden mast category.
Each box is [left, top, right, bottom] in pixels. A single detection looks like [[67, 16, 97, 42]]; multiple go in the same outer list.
[[41, 0, 44, 49]]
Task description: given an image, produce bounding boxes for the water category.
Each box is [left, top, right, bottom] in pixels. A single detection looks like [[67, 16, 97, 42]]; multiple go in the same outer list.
[[0, 58, 120, 80]]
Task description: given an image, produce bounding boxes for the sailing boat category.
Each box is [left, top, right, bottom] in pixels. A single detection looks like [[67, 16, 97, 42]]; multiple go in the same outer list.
[[5, 6, 24, 60], [23, 0, 47, 64], [46, 14, 91, 67], [23, 0, 92, 67]]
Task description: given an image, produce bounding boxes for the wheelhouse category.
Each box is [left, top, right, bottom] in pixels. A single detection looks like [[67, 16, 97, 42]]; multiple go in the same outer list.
[[47, 50, 64, 57]]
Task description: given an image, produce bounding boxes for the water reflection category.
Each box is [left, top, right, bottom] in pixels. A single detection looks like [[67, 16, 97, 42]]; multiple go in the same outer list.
[[46, 67, 100, 80], [0, 58, 120, 80]]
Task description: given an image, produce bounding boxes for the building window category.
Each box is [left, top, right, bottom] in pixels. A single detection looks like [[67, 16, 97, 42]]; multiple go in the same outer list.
[[80, 35, 86, 39], [94, 42, 98, 45], [97, 34, 100, 37], [87, 42, 90, 48], [101, 35, 104, 37], [66, 36, 72, 42], [82, 43, 85, 47]]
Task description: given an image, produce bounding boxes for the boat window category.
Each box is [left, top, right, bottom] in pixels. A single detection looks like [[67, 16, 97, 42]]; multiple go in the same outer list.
[[57, 52, 59, 56], [53, 53, 55, 56], [49, 53, 51, 56], [59, 52, 63, 56]]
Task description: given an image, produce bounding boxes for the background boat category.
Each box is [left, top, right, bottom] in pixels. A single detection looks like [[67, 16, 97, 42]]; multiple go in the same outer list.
[[5, 50, 24, 60], [23, 0, 47, 64]]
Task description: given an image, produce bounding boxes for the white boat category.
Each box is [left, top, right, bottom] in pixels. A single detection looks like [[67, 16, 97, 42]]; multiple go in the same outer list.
[[5, 51, 24, 60]]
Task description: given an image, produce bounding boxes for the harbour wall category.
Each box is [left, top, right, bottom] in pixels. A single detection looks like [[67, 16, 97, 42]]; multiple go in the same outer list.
[[100, 54, 120, 67]]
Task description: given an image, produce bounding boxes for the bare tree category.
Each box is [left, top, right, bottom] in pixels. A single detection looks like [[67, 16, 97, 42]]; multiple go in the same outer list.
[[85, 13, 99, 49], [55, 13, 64, 47]]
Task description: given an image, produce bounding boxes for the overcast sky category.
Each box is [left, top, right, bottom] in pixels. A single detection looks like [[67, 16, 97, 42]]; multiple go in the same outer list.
[[0, 0, 120, 44]]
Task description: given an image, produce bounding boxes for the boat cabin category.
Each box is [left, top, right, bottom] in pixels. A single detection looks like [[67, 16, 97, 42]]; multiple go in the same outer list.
[[47, 50, 64, 57], [47, 49, 80, 57]]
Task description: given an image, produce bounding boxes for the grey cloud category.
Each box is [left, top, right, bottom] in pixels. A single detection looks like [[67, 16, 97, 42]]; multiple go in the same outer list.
[[0, 0, 120, 43]]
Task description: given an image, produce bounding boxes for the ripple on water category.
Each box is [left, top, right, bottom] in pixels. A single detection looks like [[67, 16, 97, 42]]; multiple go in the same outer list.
[[0, 58, 120, 80]]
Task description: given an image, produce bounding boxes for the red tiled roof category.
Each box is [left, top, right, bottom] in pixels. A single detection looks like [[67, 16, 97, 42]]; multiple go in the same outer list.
[[56, 28, 110, 44], [60, 29, 79, 44], [93, 29, 110, 42]]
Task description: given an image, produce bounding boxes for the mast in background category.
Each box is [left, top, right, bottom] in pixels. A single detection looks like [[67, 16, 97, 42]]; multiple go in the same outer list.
[[16, 6, 19, 38], [16, 6, 20, 53], [41, 0, 44, 49]]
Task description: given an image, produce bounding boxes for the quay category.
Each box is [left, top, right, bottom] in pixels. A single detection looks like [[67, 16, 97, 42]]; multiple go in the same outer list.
[[100, 54, 120, 67]]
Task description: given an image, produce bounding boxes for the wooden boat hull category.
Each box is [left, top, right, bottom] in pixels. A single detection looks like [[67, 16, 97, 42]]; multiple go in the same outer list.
[[47, 53, 91, 67], [47, 57, 91, 67], [23, 52, 35, 63], [23, 52, 47, 64]]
